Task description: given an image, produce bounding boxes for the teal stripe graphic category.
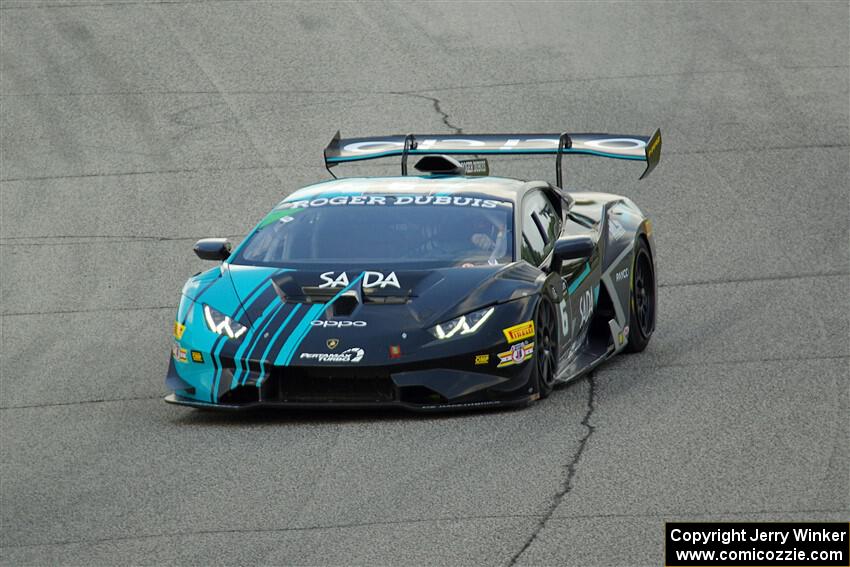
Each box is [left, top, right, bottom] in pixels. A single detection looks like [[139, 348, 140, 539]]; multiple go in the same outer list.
[[231, 301, 284, 388], [212, 282, 271, 395], [208, 268, 288, 402], [254, 304, 303, 387], [276, 304, 324, 366], [568, 262, 591, 295], [274, 273, 365, 367]]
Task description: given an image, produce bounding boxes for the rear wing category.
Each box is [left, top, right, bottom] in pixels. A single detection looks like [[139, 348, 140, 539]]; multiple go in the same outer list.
[[324, 130, 662, 184]]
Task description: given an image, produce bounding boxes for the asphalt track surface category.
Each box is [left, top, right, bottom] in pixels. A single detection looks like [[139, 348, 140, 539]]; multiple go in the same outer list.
[[1, 1, 848, 565]]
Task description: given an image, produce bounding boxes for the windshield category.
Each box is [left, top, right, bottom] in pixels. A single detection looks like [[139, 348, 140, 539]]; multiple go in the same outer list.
[[232, 194, 514, 267]]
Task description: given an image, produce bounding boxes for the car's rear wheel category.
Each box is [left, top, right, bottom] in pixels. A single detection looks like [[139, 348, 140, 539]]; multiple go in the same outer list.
[[534, 295, 559, 398], [625, 238, 656, 353]]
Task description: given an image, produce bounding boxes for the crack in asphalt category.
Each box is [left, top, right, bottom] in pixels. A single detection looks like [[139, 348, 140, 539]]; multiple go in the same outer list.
[[506, 375, 597, 566], [391, 93, 464, 134]]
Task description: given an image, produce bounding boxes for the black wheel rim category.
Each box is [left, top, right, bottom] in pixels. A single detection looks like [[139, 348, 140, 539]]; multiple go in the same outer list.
[[536, 299, 558, 387], [633, 250, 655, 337]]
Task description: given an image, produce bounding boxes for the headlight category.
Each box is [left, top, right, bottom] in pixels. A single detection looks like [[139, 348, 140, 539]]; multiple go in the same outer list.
[[429, 306, 495, 339], [203, 305, 248, 339]]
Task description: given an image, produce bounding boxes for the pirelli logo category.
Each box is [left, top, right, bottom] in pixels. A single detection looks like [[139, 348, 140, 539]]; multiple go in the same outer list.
[[503, 321, 534, 343], [173, 321, 185, 340]]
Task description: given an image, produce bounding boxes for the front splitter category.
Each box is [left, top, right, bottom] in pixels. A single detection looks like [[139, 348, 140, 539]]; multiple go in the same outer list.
[[164, 392, 536, 413]]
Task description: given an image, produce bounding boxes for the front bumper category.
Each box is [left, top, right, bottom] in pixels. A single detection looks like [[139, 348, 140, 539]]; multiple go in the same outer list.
[[164, 358, 538, 412]]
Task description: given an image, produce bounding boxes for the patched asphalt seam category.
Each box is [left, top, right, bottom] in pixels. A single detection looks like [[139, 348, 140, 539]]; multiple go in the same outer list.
[[4, 143, 844, 183], [0, 514, 540, 550], [4, 507, 845, 551], [0, 234, 245, 246], [4, 354, 846, 411], [2, 305, 175, 317], [506, 374, 597, 566], [659, 271, 849, 288], [0, 395, 162, 411]]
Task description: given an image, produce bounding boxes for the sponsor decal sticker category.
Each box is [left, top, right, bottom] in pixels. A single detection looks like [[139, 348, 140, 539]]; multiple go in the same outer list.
[[257, 208, 304, 229], [615, 267, 629, 282], [191, 350, 204, 363], [173, 321, 185, 340], [474, 354, 490, 365], [579, 289, 594, 326], [339, 136, 647, 155], [389, 345, 402, 359], [583, 138, 646, 151], [326, 338, 339, 350], [299, 347, 365, 363], [278, 195, 510, 210], [459, 158, 489, 176], [311, 320, 367, 328], [319, 271, 400, 289], [172, 343, 188, 363], [559, 299, 570, 337], [497, 341, 534, 368], [503, 321, 535, 343]]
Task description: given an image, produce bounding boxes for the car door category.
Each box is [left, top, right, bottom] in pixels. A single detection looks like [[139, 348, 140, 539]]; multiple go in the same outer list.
[[519, 189, 572, 360]]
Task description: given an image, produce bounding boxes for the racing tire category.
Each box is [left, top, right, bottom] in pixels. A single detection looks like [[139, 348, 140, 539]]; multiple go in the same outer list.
[[533, 295, 559, 398], [624, 238, 656, 353]]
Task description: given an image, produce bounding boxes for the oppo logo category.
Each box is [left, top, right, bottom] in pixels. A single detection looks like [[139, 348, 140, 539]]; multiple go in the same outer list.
[[310, 320, 367, 328]]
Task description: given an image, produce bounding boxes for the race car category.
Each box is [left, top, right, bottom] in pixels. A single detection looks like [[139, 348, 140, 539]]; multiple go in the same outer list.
[[165, 130, 661, 410]]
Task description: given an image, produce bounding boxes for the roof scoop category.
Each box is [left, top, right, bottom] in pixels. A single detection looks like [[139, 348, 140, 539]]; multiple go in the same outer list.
[[414, 155, 465, 176]]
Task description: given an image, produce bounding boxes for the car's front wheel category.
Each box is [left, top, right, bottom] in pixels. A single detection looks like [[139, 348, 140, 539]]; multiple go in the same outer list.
[[534, 296, 559, 398]]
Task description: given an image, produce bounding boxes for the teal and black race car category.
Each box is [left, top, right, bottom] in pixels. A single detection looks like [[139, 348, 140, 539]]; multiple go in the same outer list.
[[165, 130, 661, 411]]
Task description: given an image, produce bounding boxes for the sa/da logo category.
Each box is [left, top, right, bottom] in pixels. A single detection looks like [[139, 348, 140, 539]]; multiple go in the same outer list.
[[318, 271, 400, 289], [579, 289, 594, 326]]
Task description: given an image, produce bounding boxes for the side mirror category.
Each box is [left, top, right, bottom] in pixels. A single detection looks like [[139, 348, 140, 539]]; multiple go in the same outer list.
[[553, 235, 594, 261], [193, 238, 231, 261]]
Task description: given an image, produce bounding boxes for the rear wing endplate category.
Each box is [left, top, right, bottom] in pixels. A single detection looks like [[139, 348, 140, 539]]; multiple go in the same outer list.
[[323, 130, 662, 183]]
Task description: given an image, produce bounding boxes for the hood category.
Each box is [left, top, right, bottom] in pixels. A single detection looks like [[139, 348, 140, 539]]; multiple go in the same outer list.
[[225, 263, 540, 327]]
